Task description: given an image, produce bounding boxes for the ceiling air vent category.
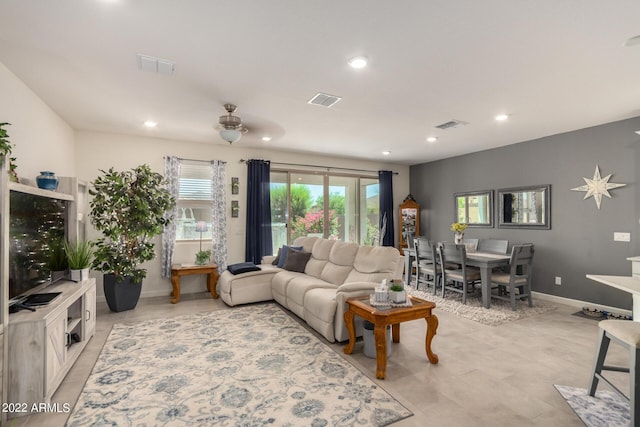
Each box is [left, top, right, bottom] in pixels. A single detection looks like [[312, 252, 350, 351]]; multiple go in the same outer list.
[[308, 92, 342, 108], [435, 119, 468, 130]]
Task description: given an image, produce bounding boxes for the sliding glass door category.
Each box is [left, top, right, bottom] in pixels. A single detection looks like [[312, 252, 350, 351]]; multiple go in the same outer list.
[[269, 170, 378, 251]]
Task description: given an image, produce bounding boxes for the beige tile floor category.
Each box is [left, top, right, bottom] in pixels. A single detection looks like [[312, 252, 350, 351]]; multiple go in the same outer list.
[[12, 292, 629, 426]]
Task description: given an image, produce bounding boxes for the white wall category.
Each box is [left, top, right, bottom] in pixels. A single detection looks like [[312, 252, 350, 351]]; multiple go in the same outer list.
[[0, 60, 410, 301], [0, 63, 75, 179], [75, 131, 410, 298]]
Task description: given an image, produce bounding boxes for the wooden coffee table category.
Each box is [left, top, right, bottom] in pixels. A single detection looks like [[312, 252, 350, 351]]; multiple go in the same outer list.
[[344, 295, 438, 379], [170, 263, 219, 304]]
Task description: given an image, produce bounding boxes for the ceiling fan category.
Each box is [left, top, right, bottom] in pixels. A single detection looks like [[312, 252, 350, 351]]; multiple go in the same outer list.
[[216, 103, 248, 144]]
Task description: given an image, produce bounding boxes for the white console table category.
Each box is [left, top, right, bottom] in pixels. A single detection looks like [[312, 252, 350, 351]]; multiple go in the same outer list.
[[586, 274, 640, 322], [628, 256, 640, 278], [7, 279, 96, 417]]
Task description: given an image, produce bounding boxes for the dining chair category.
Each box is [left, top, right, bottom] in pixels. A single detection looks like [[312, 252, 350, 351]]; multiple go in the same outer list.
[[438, 243, 481, 304], [413, 238, 440, 294], [477, 239, 509, 254], [490, 243, 534, 310], [461, 238, 479, 251]]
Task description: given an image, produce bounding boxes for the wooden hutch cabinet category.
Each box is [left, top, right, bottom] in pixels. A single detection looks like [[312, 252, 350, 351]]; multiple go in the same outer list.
[[399, 195, 420, 255]]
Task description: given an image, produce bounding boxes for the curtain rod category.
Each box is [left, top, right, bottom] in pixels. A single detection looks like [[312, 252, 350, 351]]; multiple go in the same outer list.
[[164, 156, 226, 164], [239, 159, 397, 175]]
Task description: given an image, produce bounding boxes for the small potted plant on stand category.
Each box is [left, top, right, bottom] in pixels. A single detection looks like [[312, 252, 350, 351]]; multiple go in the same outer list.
[[89, 164, 175, 312], [389, 281, 406, 303], [194, 221, 211, 265], [64, 240, 93, 282]]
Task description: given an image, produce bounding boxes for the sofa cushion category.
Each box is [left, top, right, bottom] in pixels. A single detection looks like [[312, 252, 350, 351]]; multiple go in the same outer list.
[[293, 236, 320, 253], [320, 241, 359, 285], [227, 262, 261, 275], [271, 247, 282, 265], [276, 245, 303, 268], [304, 238, 336, 279], [353, 245, 402, 274], [283, 249, 312, 273]]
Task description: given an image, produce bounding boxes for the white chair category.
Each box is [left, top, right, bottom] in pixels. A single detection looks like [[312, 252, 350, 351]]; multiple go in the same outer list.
[[490, 244, 534, 310], [588, 319, 640, 426]]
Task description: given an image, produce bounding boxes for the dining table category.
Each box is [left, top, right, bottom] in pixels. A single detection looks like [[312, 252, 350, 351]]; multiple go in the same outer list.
[[404, 247, 512, 308]]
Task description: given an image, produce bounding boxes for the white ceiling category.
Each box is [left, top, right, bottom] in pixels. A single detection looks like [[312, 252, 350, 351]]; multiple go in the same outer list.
[[1, 0, 639, 165]]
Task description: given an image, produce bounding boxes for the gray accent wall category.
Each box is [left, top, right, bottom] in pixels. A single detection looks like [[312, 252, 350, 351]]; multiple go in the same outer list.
[[410, 116, 640, 310]]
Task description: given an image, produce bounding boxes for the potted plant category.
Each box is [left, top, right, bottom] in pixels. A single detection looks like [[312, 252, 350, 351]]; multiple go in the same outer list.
[[389, 281, 406, 303], [89, 164, 175, 312], [0, 122, 18, 182], [64, 240, 93, 282], [48, 237, 69, 282]]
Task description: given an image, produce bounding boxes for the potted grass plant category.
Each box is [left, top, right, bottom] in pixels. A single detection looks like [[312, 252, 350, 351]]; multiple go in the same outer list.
[[48, 237, 69, 282], [89, 164, 175, 312], [64, 240, 93, 282]]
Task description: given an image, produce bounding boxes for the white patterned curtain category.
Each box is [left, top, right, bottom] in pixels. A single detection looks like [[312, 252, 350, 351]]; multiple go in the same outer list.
[[162, 156, 181, 277], [210, 160, 228, 271]]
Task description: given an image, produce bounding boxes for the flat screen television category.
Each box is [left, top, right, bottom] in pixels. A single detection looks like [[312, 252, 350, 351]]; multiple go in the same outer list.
[[8, 190, 67, 306]]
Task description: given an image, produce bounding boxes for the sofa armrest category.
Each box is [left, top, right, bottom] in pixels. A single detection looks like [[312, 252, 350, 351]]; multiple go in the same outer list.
[[336, 281, 378, 294], [262, 255, 276, 265]]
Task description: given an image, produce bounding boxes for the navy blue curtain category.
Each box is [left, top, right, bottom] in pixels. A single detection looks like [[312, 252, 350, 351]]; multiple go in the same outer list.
[[378, 170, 394, 247], [245, 160, 273, 264]]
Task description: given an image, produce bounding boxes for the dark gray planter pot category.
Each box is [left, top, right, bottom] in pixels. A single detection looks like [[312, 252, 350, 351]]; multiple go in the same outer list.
[[103, 274, 142, 312]]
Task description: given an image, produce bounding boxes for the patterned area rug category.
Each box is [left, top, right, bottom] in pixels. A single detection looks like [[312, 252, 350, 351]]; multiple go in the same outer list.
[[409, 288, 557, 326], [555, 384, 630, 426], [66, 304, 412, 426]]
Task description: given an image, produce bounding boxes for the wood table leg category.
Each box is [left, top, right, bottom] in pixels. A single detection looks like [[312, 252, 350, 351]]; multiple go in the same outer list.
[[208, 270, 219, 299], [343, 311, 356, 354], [170, 274, 180, 304], [424, 314, 439, 364], [374, 324, 388, 379], [392, 323, 400, 343]]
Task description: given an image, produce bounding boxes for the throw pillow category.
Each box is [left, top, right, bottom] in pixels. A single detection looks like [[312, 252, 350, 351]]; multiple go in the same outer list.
[[282, 249, 312, 273], [272, 247, 282, 265], [276, 245, 303, 268], [227, 262, 261, 275]]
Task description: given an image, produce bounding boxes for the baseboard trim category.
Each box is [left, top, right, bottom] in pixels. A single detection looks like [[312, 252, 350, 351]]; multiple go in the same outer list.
[[532, 291, 632, 317]]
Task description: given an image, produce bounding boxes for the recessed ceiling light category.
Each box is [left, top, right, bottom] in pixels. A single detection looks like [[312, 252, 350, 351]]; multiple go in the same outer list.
[[382, 150, 391, 156], [624, 35, 640, 47], [143, 120, 157, 128], [348, 56, 368, 69], [426, 136, 438, 143], [495, 114, 509, 122], [635, 130, 640, 135], [261, 136, 272, 142]]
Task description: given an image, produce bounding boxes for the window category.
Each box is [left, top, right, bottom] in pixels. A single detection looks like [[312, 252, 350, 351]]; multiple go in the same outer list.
[[175, 162, 213, 241], [269, 169, 379, 253], [454, 190, 493, 227]]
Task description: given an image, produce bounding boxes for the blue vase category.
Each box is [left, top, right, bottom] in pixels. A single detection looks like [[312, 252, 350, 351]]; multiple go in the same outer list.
[[36, 171, 59, 190]]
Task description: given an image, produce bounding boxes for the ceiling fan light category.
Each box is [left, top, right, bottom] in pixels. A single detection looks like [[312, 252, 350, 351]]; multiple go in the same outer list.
[[220, 128, 242, 144], [348, 56, 368, 69]]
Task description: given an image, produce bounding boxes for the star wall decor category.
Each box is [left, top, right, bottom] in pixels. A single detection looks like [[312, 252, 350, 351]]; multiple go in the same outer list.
[[571, 164, 626, 209]]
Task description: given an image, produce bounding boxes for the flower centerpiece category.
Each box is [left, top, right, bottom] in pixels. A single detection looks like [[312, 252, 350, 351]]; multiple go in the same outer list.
[[450, 222, 468, 244]]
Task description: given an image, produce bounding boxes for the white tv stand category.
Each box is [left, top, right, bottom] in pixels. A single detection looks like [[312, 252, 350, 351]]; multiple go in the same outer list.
[[7, 278, 96, 418]]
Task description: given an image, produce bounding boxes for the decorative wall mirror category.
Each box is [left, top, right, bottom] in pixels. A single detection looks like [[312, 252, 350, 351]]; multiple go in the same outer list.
[[454, 190, 493, 227], [497, 185, 551, 229]]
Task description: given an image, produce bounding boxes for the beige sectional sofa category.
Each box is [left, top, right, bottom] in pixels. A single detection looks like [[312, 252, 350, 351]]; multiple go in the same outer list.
[[218, 236, 404, 342]]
